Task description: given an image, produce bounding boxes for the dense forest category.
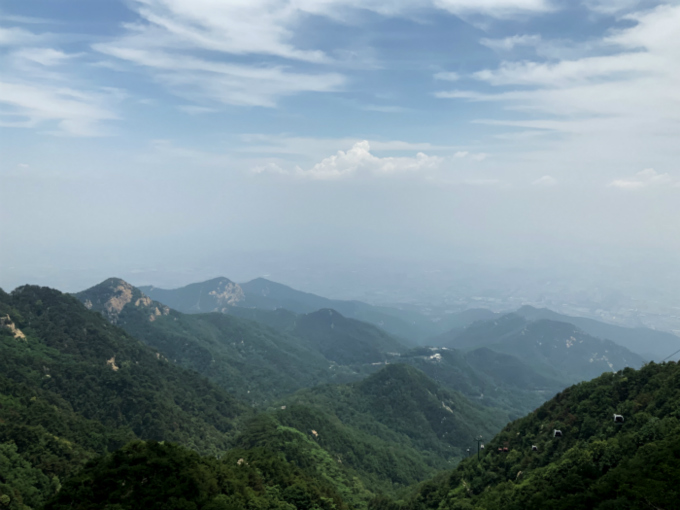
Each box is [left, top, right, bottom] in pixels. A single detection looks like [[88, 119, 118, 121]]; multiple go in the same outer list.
[[402, 361, 680, 510], [1, 283, 678, 510]]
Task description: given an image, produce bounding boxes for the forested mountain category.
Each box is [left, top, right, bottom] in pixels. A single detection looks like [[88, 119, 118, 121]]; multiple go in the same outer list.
[[45, 440, 351, 510], [394, 347, 563, 418], [76, 278, 361, 405], [403, 361, 680, 510], [515, 305, 680, 361], [0, 285, 251, 507], [291, 309, 406, 365], [141, 277, 436, 342], [280, 364, 508, 466], [437, 314, 645, 383]]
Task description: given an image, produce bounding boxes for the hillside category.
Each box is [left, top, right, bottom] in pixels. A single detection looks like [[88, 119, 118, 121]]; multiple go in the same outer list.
[[0, 285, 252, 506], [141, 277, 436, 342], [45, 440, 350, 510], [292, 309, 407, 365], [278, 365, 509, 476], [404, 361, 680, 510], [394, 347, 563, 418], [76, 278, 360, 405], [515, 305, 680, 361], [438, 314, 645, 383]]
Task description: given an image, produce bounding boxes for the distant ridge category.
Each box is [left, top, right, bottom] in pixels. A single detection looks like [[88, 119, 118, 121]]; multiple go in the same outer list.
[[436, 313, 646, 383], [141, 276, 439, 342], [515, 304, 680, 361]]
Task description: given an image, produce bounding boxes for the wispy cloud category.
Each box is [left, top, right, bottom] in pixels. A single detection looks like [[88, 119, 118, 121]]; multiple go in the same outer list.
[[94, 0, 559, 110], [0, 26, 119, 136], [480, 34, 542, 51], [609, 168, 677, 189], [94, 43, 345, 107], [0, 26, 47, 46], [436, 3, 680, 171], [0, 81, 119, 136]]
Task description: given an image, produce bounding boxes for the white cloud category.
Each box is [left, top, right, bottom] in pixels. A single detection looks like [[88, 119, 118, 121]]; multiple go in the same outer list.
[[0, 26, 45, 46], [454, 150, 488, 160], [94, 0, 558, 108], [436, 4, 680, 172], [95, 38, 344, 108], [254, 140, 442, 180], [0, 81, 119, 136], [583, 0, 645, 14], [12, 47, 75, 66], [480, 34, 542, 51], [609, 168, 676, 189], [300, 140, 442, 179], [532, 175, 557, 186]]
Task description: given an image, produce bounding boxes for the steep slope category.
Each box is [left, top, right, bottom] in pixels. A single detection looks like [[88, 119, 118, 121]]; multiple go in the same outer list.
[[142, 277, 435, 342], [76, 279, 359, 405], [0, 285, 253, 507], [0, 286, 249, 451], [439, 314, 645, 383], [405, 361, 680, 510], [516, 304, 680, 361], [292, 309, 407, 365]]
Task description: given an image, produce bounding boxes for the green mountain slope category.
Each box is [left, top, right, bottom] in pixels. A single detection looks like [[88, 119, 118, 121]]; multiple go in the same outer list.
[[278, 365, 509, 479], [141, 277, 435, 343], [292, 309, 406, 365], [438, 314, 645, 383], [395, 347, 564, 418], [0, 285, 256, 507], [515, 305, 680, 361], [404, 361, 680, 510], [45, 440, 350, 510], [76, 278, 361, 405]]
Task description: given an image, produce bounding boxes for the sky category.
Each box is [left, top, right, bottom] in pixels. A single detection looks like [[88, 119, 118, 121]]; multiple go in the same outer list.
[[1, 0, 680, 309]]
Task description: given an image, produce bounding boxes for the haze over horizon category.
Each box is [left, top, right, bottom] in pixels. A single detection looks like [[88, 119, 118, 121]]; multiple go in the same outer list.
[[2, 0, 679, 327]]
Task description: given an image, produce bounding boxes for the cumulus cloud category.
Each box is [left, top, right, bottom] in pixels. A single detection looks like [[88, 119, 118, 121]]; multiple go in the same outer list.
[[609, 168, 676, 189], [254, 140, 442, 180], [300, 140, 442, 179]]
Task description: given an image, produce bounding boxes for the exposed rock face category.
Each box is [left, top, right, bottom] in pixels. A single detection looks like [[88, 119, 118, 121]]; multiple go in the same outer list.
[[106, 356, 119, 371], [1, 315, 26, 340], [103, 281, 134, 322], [208, 280, 244, 308], [76, 278, 171, 324]]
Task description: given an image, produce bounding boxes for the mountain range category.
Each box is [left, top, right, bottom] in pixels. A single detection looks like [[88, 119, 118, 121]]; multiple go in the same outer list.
[[140, 277, 438, 343], [1, 276, 675, 510]]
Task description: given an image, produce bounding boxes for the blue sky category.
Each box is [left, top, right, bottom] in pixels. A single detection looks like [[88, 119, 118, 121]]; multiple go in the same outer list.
[[1, 0, 680, 296]]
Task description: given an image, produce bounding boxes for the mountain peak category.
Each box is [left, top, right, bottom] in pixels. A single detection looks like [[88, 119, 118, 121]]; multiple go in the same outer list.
[[76, 278, 169, 324]]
